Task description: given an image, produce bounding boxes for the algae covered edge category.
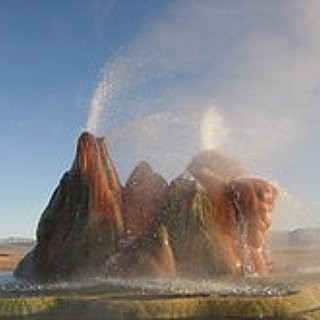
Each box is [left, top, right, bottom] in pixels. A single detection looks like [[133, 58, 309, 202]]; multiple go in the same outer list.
[[1, 283, 320, 319]]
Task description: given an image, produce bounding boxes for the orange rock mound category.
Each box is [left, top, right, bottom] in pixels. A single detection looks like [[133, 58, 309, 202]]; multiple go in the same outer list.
[[15, 133, 278, 281]]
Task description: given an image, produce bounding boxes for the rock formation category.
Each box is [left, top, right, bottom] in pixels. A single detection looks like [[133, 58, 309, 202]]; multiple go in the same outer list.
[[163, 172, 220, 277], [184, 152, 277, 276], [106, 224, 176, 278], [15, 132, 124, 281], [224, 178, 277, 274], [122, 161, 168, 241], [15, 133, 278, 281]]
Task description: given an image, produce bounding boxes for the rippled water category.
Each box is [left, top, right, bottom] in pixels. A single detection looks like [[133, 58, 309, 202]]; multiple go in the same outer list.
[[0, 271, 295, 299], [0, 272, 310, 320], [0, 272, 19, 285]]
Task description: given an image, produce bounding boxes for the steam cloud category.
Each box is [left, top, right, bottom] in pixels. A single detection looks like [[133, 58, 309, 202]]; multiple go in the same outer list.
[[87, 0, 320, 229]]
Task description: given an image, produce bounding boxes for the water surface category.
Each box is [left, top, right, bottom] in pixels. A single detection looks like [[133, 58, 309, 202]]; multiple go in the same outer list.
[[0, 271, 296, 299]]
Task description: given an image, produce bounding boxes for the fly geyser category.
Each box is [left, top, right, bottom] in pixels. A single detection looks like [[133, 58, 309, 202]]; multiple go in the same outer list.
[[15, 132, 124, 281], [15, 132, 278, 282]]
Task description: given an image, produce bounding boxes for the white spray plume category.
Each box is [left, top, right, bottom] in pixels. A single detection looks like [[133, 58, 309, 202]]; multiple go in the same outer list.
[[200, 107, 229, 151], [86, 79, 107, 134], [86, 58, 128, 134], [85, 0, 320, 229]]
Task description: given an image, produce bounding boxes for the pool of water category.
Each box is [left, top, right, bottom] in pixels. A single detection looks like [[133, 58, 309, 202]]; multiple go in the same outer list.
[[3, 272, 320, 319], [0, 271, 296, 299], [0, 272, 19, 285]]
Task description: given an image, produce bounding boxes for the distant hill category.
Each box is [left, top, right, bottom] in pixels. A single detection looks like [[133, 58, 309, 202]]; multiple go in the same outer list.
[[0, 237, 35, 245], [269, 228, 320, 247]]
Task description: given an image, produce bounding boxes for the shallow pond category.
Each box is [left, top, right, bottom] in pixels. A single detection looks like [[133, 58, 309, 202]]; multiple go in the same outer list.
[[0, 271, 296, 298], [2, 272, 320, 319]]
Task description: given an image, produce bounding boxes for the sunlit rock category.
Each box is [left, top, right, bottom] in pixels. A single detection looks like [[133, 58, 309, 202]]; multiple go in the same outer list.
[[189, 152, 278, 276], [15, 132, 124, 281], [225, 178, 277, 275]]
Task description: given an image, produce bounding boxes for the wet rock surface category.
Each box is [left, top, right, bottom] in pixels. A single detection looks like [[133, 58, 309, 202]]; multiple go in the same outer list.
[[106, 224, 176, 278], [15, 132, 279, 281], [15, 132, 124, 281], [122, 161, 168, 241]]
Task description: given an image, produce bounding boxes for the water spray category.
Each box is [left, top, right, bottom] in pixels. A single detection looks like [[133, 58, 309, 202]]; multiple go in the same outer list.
[[200, 107, 229, 151]]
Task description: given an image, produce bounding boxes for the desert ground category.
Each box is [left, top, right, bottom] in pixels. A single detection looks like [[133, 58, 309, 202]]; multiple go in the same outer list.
[[271, 246, 320, 274], [0, 242, 33, 272], [1, 239, 320, 274]]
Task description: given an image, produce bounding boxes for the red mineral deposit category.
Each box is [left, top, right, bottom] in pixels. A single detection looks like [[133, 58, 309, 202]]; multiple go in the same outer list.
[[122, 161, 168, 241], [15, 132, 123, 281], [15, 133, 278, 281]]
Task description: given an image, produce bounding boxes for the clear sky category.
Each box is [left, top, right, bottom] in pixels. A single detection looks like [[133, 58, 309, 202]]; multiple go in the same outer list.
[[1, 0, 320, 238]]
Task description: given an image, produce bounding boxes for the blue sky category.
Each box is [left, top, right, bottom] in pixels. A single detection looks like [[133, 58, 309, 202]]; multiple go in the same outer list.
[[0, 0, 166, 237], [1, 0, 320, 238]]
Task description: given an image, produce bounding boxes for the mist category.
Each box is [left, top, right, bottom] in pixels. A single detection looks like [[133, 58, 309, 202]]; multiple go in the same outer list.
[[86, 0, 320, 230]]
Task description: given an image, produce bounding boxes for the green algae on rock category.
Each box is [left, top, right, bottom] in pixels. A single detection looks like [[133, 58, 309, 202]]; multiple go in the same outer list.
[[15, 132, 124, 281], [2, 282, 320, 319]]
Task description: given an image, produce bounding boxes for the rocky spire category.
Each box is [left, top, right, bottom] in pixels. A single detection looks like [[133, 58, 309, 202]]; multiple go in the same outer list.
[[15, 132, 123, 281]]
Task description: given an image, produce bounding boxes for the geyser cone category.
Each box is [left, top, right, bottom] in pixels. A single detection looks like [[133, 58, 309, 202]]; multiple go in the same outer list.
[[74, 132, 123, 237], [15, 135, 278, 281], [15, 132, 123, 281], [122, 161, 168, 241], [183, 150, 278, 276]]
